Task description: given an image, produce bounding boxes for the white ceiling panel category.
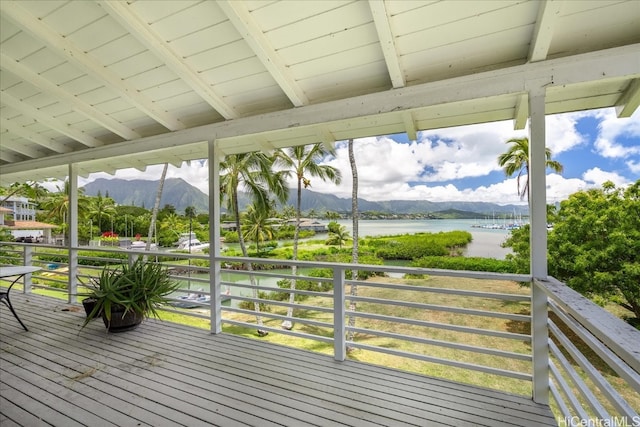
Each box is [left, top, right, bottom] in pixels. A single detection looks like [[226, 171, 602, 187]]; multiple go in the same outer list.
[[266, 1, 371, 49], [69, 15, 128, 53], [170, 21, 239, 58], [1, 0, 638, 185], [147, 1, 225, 41]]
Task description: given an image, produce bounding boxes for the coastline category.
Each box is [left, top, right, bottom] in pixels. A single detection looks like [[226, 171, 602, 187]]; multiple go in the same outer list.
[[335, 218, 513, 260]]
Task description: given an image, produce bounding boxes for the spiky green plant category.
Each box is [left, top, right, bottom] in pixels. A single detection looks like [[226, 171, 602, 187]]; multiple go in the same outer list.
[[81, 257, 180, 329]]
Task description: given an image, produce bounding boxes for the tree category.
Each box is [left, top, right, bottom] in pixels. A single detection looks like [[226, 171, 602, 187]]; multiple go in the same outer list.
[[275, 143, 342, 330], [185, 205, 197, 244], [242, 203, 275, 254], [1, 181, 49, 204], [497, 137, 563, 201], [160, 212, 184, 243], [280, 205, 296, 220], [326, 223, 350, 248], [549, 181, 640, 321], [325, 211, 340, 220], [347, 138, 359, 347], [40, 180, 91, 240], [88, 191, 117, 233], [220, 152, 289, 335], [503, 181, 640, 322]]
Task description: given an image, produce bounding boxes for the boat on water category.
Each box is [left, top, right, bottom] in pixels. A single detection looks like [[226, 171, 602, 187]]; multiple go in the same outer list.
[[172, 232, 210, 252], [169, 289, 231, 309], [175, 238, 210, 252], [128, 240, 158, 250]]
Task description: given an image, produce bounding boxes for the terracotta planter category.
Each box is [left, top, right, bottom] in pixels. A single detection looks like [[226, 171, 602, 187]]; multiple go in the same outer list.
[[102, 306, 143, 332]]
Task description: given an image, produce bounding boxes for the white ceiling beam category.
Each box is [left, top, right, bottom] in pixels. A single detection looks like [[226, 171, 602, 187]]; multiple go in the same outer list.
[[0, 148, 22, 163], [615, 78, 640, 118], [402, 112, 417, 141], [513, 93, 529, 130], [0, 1, 185, 131], [3, 44, 639, 179], [1, 116, 72, 154], [98, 1, 238, 120], [368, 0, 405, 88], [0, 135, 42, 157], [0, 53, 140, 141], [1, 91, 104, 148], [528, 0, 563, 62], [217, 0, 308, 107], [315, 127, 335, 146]]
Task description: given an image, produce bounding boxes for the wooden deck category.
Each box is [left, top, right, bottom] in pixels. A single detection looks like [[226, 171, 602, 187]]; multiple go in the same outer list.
[[1, 292, 557, 426]]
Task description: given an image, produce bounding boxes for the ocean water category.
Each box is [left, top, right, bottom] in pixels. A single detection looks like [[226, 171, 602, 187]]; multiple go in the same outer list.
[[333, 218, 513, 259]]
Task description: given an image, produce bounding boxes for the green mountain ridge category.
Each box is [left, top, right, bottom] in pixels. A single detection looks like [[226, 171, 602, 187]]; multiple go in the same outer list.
[[82, 178, 528, 216]]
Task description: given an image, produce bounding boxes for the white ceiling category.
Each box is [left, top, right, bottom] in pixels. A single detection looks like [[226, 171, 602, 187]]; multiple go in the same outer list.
[[1, 0, 639, 185]]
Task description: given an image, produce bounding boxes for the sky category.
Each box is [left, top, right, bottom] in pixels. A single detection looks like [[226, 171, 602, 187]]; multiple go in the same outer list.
[[76, 106, 639, 206]]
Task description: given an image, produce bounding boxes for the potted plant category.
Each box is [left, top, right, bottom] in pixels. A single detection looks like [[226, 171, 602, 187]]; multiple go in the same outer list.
[[81, 257, 180, 332]]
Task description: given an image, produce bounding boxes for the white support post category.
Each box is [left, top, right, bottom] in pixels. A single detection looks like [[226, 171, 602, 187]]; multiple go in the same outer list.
[[333, 267, 346, 361], [209, 140, 222, 334], [68, 163, 79, 304], [528, 85, 550, 405], [23, 246, 33, 293]]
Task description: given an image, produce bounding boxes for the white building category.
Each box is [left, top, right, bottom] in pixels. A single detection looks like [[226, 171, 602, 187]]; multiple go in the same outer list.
[[0, 196, 57, 243]]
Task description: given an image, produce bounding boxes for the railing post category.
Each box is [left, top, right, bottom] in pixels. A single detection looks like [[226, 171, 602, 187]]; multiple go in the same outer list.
[[532, 279, 550, 404], [68, 163, 79, 304], [333, 266, 346, 361], [209, 139, 222, 334], [23, 246, 34, 294]]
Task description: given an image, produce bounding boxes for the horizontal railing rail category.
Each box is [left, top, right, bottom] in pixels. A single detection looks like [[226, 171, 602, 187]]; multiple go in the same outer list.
[[3, 240, 639, 422]]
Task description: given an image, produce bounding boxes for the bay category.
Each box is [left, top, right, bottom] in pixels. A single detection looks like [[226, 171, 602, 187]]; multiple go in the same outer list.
[[333, 218, 513, 260]]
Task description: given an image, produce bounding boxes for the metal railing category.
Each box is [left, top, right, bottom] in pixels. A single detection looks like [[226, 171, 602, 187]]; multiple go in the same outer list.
[[533, 277, 640, 426], [2, 242, 639, 424]]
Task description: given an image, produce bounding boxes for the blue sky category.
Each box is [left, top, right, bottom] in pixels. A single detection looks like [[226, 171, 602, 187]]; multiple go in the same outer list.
[[80, 106, 639, 206]]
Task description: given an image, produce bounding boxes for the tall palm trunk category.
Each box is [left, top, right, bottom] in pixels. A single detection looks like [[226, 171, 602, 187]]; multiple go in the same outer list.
[[232, 189, 266, 334], [281, 178, 302, 330], [347, 139, 358, 347], [146, 163, 168, 252]]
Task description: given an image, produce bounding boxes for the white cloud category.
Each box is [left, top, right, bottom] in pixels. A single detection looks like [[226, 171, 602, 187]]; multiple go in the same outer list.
[[545, 113, 587, 154], [593, 109, 640, 158], [64, 107, 634, 207], [581, 167, 630, 187], [627, 160, 640, 174]]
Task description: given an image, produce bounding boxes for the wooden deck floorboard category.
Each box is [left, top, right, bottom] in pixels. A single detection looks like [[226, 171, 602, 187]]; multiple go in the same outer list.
[[1, 292, 557, 426]]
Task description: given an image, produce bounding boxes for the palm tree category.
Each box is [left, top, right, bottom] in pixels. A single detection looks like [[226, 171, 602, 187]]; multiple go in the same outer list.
[[275, 143, 342, 330], [88, 191, 117, 233], [185, 206, 197, 242], [326, 223, 350, 248], [40, 180, 91, 241], [160, 212, 183, 242], [497, 137, 563, 201], [280, 204, 296, 221], [242, 203, 275, 254], [220, 152, 289, 335], [347, 138, 359, 347]]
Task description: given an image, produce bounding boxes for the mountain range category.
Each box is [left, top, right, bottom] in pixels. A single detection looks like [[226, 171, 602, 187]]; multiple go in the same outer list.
[[82, 178, 529, 216]]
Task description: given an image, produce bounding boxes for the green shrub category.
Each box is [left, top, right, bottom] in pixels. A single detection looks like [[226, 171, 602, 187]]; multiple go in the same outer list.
[[411, 256, 517, 273], [372, 231, 472, 260]]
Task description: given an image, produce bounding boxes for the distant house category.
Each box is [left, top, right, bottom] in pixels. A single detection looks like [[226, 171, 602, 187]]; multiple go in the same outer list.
[[281, 218, 328, 233], [0, 197, 58, 244]]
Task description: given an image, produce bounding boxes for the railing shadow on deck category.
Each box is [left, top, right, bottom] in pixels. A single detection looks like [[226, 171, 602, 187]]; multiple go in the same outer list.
[[1, 242, 638, 425]]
